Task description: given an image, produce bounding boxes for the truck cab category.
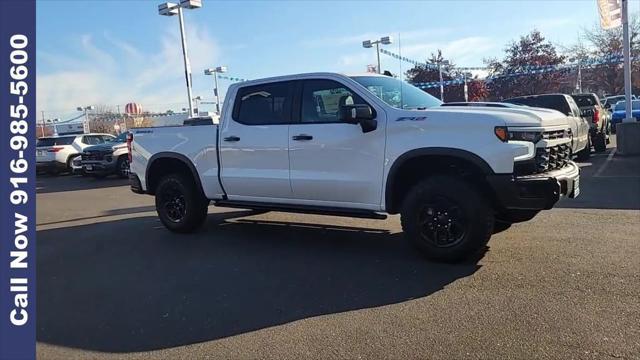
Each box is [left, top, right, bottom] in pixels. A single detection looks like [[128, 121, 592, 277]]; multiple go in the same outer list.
[[129, 73, 579, 262]]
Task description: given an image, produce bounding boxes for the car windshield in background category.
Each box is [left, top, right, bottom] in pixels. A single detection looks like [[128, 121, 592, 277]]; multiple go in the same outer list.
[[504, 96, 570, 115], [36, 136, 75, 147], [350, 76, 442, 110], [109, 132, 128, 143], [614, 101, 640, 111]]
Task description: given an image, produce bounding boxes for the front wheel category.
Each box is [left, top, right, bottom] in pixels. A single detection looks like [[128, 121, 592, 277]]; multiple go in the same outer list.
[[116, 156, 130, 178], [400, 176, 494, 263], [155, 173, 209, 233]]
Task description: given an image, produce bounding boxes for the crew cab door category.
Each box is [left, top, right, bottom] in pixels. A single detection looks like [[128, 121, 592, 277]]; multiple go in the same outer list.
[[218, 81, 294, 200], [288, 79, 386, 210]]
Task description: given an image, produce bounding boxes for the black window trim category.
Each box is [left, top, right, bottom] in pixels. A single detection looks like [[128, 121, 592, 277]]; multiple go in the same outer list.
[[231, 80, 295, 126], [294, 78, 375, 125]]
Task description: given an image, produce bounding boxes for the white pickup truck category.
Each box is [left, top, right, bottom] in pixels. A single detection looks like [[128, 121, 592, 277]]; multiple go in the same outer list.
[[129, 73, 580, 262]]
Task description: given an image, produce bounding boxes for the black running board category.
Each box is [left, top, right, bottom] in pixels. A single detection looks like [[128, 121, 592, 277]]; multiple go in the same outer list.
[[214, 200, 387, 220]]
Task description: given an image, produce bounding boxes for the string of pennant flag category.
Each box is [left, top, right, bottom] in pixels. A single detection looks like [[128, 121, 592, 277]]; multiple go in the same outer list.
[[379, 48, 631, 89], [217, 74, 249, 82]]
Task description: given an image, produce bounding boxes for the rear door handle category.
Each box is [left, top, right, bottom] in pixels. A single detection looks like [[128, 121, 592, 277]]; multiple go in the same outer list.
[[292, 134, 313, 141], [223, 136, 240, 142]]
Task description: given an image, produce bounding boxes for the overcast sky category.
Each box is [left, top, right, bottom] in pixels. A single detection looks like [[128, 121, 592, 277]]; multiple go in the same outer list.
[[36, 0, 640, 119]]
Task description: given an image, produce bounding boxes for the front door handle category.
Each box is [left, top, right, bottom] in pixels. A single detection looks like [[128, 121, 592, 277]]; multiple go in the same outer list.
[[223, 136, 240, 142], [292, 134, 313, 141]]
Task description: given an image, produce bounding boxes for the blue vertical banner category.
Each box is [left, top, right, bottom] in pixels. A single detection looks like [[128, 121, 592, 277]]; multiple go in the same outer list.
[[0, 1, 36, 359]]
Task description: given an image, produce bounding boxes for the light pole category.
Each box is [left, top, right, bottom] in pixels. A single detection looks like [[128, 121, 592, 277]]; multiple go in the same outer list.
[[437, 59, 449, 101], [463, 72, 469, 102], [77, 105, 95, 133], [158, 0, 202, 118], [193, 95, 202, 114], [204, 66, 227, 115], [362, 36, 393, 74]]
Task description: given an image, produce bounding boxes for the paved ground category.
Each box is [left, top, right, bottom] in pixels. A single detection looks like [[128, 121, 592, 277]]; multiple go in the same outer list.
[[36, 139, 640, 359]]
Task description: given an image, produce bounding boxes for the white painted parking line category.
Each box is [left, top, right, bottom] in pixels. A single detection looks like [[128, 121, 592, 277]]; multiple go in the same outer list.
[[594, 148, 617, 177]]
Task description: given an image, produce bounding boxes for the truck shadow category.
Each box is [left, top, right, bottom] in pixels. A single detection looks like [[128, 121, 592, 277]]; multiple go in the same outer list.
[[36, 174, 129, 194], [37, 210, 481, 352]]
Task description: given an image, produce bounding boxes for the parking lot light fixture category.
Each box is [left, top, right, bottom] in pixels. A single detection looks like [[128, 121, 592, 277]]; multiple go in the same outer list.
[[204, 66, 227, 115], [157, 1, 202, 118], [77, 105, 95, 133], [362, 36, 393, 74]]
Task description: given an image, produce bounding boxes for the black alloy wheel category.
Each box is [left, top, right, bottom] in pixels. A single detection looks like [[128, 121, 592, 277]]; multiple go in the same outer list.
[[417, 196, 468, 248]]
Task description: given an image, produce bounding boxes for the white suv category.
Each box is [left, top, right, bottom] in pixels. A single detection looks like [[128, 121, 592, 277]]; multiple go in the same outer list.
[[36, 133, 115, 175]]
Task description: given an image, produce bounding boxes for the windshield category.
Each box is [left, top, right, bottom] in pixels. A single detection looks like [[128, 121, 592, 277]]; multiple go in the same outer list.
[[350, 76, 442, 110], [614, 101, 640, 111], [504, 96, 571, 116], [572, 95, 597, 107], [108, 132, 128, 143]]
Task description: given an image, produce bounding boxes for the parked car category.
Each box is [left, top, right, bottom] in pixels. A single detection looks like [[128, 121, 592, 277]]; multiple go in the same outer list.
[[610, 100, 640, 133], [602, 95, 636, 110], [503, 94, 591, 160], [36, 133, 116, 175], [183, 116, 215, 126], [571, 93, 609, 152], [81, 131, 130, 178], [129, 72, 579, 263], [441, 102, 526, 108]]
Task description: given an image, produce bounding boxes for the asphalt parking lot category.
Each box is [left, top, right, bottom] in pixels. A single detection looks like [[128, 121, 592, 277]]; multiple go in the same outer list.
[[36, 138, 640, 359]]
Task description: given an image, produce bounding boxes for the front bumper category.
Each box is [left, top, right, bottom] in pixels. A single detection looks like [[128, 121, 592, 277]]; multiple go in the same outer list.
[[487, 161, 580, 211], [82, 160, 117, 175]]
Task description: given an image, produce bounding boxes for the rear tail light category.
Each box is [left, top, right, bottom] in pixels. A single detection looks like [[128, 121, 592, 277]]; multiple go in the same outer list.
[[593, 108, 600, 124], [47, 146, 64, 153], [126, 133, 133, 163]]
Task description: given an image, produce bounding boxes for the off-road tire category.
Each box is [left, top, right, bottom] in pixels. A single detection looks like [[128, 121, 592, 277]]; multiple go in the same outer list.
[[400, 175, 494, 263], [593, 132, 607, 153], [155, 173, 209, 233]]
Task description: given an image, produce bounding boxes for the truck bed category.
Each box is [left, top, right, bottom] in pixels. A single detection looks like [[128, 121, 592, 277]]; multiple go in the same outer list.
[[129, 124, 224, 199]]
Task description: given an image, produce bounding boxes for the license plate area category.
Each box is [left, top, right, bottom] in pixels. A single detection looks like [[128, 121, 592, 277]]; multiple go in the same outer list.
[[85, 165, 93, 171]]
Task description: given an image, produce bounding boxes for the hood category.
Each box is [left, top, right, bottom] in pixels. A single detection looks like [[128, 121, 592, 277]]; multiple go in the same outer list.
[[429, 106, 569, 127], [83, 142, 121, 152]]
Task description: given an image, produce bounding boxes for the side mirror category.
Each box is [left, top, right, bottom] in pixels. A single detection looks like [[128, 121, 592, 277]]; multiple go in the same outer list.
[[339, 104, 377, 133]]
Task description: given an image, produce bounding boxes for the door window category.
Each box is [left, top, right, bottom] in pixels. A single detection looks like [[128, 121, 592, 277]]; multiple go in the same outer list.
[[234, 82, 292, 125], [301, 80, 367, 123]]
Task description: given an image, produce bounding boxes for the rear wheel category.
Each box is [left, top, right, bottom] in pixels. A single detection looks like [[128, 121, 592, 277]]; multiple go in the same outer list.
[[155, 173, 209, 233], [400, 176, 494, 262], [593, 132, 607, 152]]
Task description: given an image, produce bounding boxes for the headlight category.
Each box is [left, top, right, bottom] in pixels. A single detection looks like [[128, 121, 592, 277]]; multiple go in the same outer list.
[[508, 130, 543, 143]]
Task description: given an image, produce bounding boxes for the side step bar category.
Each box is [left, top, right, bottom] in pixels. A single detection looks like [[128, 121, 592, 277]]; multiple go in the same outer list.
[[214, 200, 388, 220]]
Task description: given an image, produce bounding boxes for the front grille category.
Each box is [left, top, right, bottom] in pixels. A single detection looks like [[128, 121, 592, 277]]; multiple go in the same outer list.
[[82, 152, 106, 161], [542, 129, 567, 140], [514, 143, 571, 176], [535, 144, 571, 173]]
